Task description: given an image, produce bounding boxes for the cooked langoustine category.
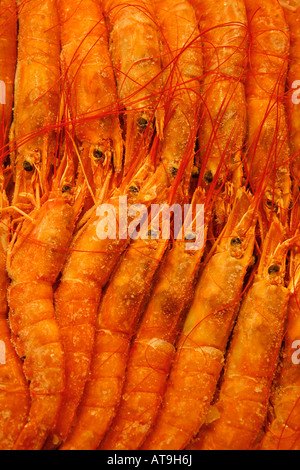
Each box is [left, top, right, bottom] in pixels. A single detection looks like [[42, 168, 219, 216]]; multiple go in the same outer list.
[[102, 0, 164, 174], [11, 0, 62, 211], [0, 0, 17, 158], [61, 204, 170, 450], [7, 154, 85, 450], [0, 0, 30, 451], [100, 188, 207, 450], [281, 0, 300, 184], [244, 0, 291, 225], [189, 0, 248, 193], [59, 0, 123, 182], [152, 0, 203, 194], [143, 188, 258, 450], [199, 221, 299, 450], [0, 173, 30, 451], [45, 158, 158, 449], [260, 191, 300, 450]]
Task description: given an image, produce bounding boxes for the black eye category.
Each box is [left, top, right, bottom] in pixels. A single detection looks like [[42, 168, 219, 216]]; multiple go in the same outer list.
[[147, 230, 159, 239], [62, 185, 71, 193], [137, 117, 148, 129], [94, 150, 104, 160], [192, 167, 200, 178], [204, 170, 213, 183], [129, 185, 139, 194], [23, 161, 34, 172], [266, 200, 278, 211], [268, 264, 280, 275], [3, 156, 10, 168], [231, 237, 242, 246], [170, 166, 178, 176], [185, 233, 197, 241]]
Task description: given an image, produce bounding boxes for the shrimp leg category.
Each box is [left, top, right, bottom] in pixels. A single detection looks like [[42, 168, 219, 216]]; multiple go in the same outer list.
[[143, 188, 257, 450]]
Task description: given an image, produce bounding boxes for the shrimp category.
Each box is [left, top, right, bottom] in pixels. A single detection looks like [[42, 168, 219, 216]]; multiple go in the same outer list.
[[151, 0, 203, 194], [0, 0, 17, 160], [100, 189, 207, 450], [259, 195, 300, 449], [142, 188, 257, 450], [280, 0, 300, 184], [189, 0, 248, 196], [102, 0, 164, 174], [7, 155, 85, 450], [58, 0, 123, 186], [0, 1, 30, 450], [0, 172, 30, 450], [60, 203, 172, 450], [11, 0, 61, 210], [44, 155, 162, 449], [258, 3, 300, 449], [244, 0, 291, 225], [198, 221, 299, 450]]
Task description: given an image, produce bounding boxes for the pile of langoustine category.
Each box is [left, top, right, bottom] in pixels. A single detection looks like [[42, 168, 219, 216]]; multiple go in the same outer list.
[[0, 0, 300, 451]]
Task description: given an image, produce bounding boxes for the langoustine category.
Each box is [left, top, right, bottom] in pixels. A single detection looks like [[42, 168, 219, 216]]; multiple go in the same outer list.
[[61, 202, 171, 450], [281, 0, 300, 184], [260, 193, 300, 450], [11, 0, 62, 211], [189, 0, 248, 205], [0, 0, 30, 451], [198, 221, 299, 450], [0, 0, 17, 158], [8, 156, 85, 448], [102, 0, 164, 174], [101, 188, 207, 450], [47, 152, 167, 450], [152, 0, 203, 194], [258, 2, 300, 449], [244, 0, 291, 225], [58, 0, 123, 182], [143, 188, 258, 450]]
